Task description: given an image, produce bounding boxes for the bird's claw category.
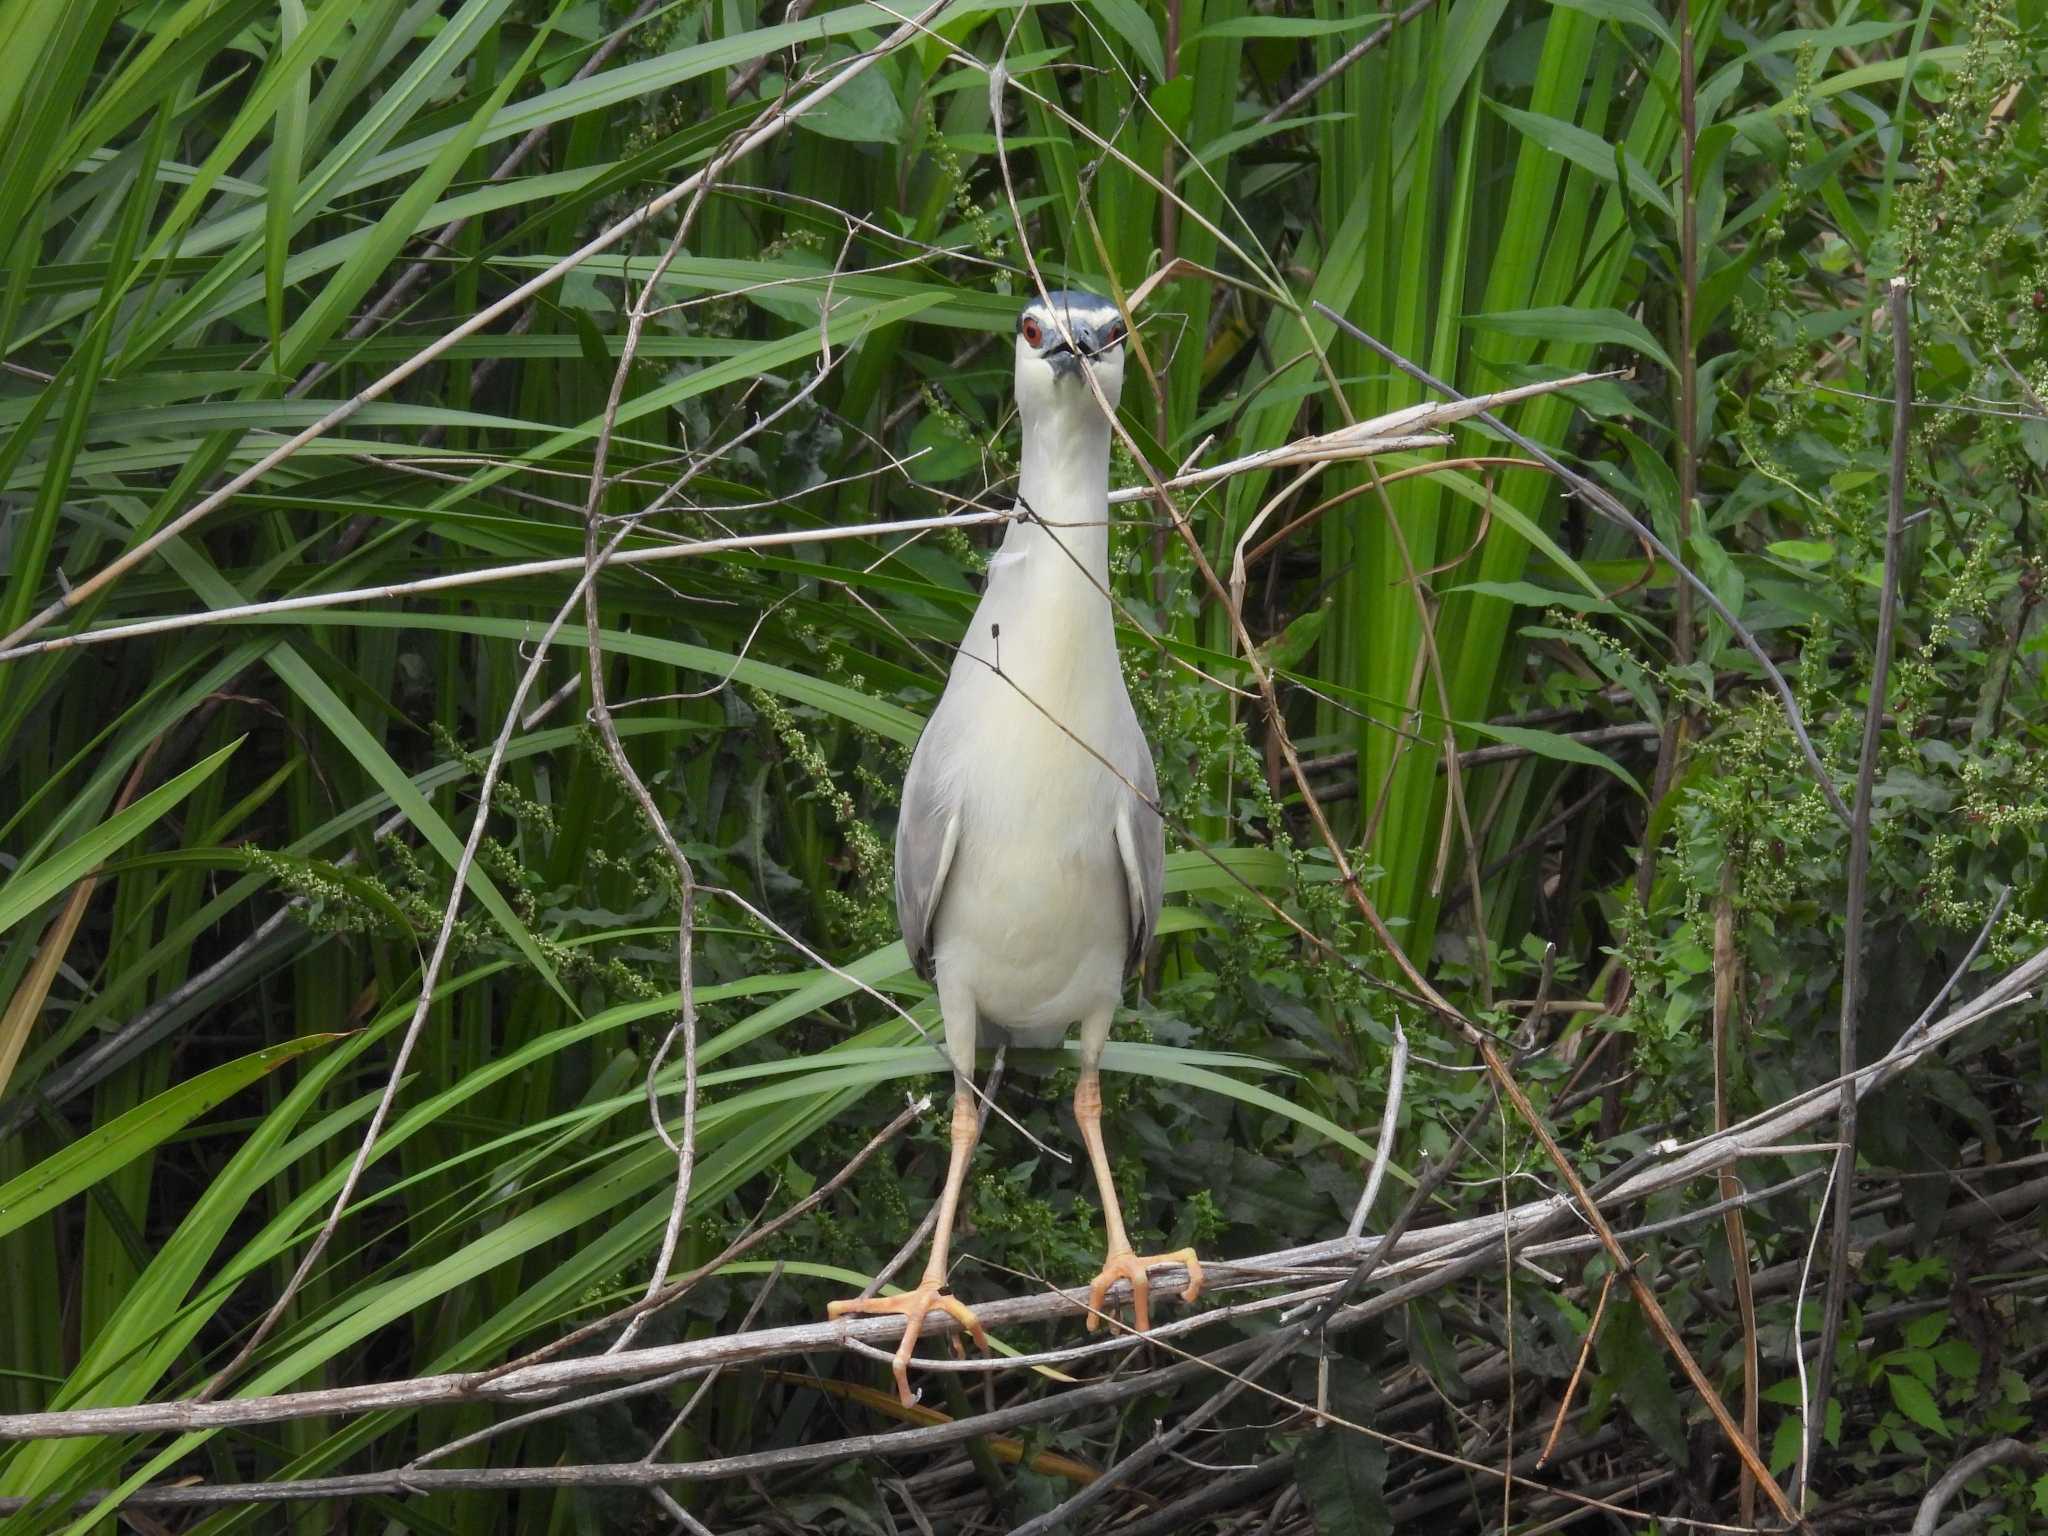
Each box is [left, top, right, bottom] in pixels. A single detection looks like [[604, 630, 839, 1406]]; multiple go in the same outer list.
[[1085, 1246, 1204, 1333], [828, 1283, 990, 1407]]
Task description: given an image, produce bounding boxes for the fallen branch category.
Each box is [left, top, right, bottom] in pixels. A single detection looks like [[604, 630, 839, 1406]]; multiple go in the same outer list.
[[1909, 1438, 2046, 1536]]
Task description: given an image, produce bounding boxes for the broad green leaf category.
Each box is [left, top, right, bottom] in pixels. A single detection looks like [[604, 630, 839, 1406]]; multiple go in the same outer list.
[[794, 45, 906, 143], [1082, 0, 1167, 80], [1595, 1295, 1688, 1466], [1545, 0, 1674, 46], [0, 737, 242, 939], [264, 0, 308, 372], [0, 1036, 338, 1239], [1462, 721, 1644, 795], [1190, 14, 1388, 40], [1767, 539, 1835, 564], [1887, 1372, 1949, 1436], [1488, 100, 1673, 218], [1450, 579, 1621, 615], [1180, 112, 1352, 178], [1465, 304, 1675, 372], [1294, 1372, 1390, 1535]]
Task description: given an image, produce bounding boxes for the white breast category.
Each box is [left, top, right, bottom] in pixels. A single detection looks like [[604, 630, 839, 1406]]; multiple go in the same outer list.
[[925, 558, 1132, 1038]]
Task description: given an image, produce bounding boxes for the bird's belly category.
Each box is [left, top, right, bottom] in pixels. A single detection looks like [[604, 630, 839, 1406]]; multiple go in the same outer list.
[[932, 804, 1128, 1041]]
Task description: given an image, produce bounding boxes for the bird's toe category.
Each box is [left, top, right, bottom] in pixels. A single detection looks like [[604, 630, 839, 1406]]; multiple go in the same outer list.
[[1085, 1247, 1203, 1333], [827, 1283, 987, 1407]]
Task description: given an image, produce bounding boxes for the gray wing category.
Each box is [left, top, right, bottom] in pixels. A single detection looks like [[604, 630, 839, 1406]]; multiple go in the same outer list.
[[895, 725, 961, 983], [1111, 717, 1165, 978]]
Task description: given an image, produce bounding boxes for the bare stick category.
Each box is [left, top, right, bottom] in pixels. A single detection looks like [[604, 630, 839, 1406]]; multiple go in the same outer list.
[[1, 966, 2029, 1449], [1787, 1151, 1838, 1507], [647, 1486, 717, 1536], [575, 119, 754, 1358], [1536, 1271, 1613, 1468], [1808, 275, 1914, 1492], [0, 0, 954, 653], [1345, 1019, 1408, 1242], [1319, 1015, 1407, 1412]]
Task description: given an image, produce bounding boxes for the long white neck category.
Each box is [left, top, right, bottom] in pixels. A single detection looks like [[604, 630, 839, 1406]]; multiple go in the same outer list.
[[1004, 395, 1113, 588]]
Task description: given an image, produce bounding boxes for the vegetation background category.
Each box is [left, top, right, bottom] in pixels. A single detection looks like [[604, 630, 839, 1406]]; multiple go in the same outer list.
[[0, 0, 2044, 1530]]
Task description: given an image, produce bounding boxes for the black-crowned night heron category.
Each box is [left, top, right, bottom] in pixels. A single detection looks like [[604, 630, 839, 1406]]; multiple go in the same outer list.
[[828, 289, 1201, 1405]]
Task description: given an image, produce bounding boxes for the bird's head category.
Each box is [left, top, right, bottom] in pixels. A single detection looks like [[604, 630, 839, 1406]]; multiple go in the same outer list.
[[1014, 289, 1127, 423]]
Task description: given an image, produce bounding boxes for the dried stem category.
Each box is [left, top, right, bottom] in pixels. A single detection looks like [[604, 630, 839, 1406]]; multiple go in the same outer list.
[[1808, 275, 1914, 1495], [1536, 1271, 1613, 1468], [1713, 862, 1761, 1524]]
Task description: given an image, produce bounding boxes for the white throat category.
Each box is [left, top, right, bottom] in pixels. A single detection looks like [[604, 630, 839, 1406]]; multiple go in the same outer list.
[[1005, 388, 1114, 586]]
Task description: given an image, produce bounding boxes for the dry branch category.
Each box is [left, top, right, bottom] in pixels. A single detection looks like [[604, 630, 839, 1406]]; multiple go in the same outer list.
[[1909, 1438, 2046, 1536], [0, 376, 1586, 668]]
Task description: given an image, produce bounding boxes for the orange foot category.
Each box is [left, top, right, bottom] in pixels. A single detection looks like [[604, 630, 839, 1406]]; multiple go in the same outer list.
[[1085, 1246, 1204, 1333], [828, 1283, 990, 1407]]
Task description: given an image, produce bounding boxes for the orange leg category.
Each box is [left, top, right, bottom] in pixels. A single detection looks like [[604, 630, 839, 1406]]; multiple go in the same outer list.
[[827, 1087, 989, 1405], [1075, 1068, 1203, 1333]]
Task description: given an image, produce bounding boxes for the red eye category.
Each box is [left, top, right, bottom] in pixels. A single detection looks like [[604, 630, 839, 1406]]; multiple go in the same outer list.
[[1021, 317, 1043, 347]]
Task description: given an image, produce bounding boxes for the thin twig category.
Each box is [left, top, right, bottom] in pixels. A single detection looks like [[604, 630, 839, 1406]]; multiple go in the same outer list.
[[1345, 1020, 1408, 1243], [576, 112, 782, 1355], [1536, 1271, 1613, 1468], [1808, 275, 1914, 1495]]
